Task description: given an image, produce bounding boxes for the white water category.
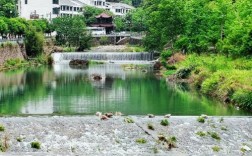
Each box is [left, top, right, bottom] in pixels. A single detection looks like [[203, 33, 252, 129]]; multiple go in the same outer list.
[[52, 52, 154, 64]]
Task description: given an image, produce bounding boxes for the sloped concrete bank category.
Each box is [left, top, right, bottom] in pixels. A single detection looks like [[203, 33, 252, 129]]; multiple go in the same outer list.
[[0, 116, 251, 155]]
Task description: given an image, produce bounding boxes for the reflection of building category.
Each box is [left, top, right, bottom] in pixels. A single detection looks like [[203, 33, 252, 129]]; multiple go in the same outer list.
[[91, 13, 114, 34]]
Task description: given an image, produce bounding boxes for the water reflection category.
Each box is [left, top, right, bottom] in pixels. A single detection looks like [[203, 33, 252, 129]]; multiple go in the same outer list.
[[0, 64, 250, 116]]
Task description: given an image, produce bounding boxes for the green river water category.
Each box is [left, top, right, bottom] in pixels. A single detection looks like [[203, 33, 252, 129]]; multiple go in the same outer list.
[[0, 64, 250, 116]]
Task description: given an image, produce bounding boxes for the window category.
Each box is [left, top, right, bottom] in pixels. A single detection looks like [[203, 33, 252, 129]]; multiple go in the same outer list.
[[98, 1, 102, 5], [115, 9, 121, 13], [52, 7, 59, 14], [70, 7, 72, 11], [52, 0, 59, 4], [25, 0, 28, 4], [74, 7, 76, 11]]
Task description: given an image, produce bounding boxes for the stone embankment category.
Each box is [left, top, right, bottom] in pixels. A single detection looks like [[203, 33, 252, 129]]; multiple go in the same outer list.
[[0, 116, 251, 155]]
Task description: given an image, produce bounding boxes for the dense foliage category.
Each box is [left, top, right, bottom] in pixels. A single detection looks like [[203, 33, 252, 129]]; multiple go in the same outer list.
[[24, 26, 44, 57], [176, 54, 252, 109], [142, 0, 252, 57], [0, 0, 17, 18], [52, 16, 92, 51]]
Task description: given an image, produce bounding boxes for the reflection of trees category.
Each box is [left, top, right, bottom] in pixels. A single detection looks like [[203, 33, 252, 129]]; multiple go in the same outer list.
[[0, 68, 51, 115]]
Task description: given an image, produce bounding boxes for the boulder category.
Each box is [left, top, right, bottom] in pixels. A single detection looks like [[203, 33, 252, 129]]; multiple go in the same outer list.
[[69, 59, 89, 69], [153, 61, 162, 70]]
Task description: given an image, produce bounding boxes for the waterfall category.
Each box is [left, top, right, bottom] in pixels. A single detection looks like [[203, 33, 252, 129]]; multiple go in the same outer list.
[[52, 52, 154, 63]]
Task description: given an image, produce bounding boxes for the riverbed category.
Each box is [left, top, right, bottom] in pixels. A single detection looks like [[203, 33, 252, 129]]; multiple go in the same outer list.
[[0, 116, 251, 155]]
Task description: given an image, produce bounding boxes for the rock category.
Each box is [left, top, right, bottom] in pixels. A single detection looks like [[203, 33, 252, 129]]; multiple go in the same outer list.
[[200, 114, 208, 119], [164, 114, 171, 118], [96, 112, 102, 116], [92, 74, 102, 81], [153, 61, 162, 70], [105, 113, 113, 118], [100, 115, 109, 120], [69, 59, 89, 69], [148, 114, 155, 118], [115, 112, 123, 116]]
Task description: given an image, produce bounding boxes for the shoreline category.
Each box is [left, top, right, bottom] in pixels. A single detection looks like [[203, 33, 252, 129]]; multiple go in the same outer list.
[[0, 116, 251, 155]]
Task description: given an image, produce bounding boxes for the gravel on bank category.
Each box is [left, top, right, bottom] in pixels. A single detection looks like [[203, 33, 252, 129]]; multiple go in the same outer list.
[[0, 116, 251, 155]]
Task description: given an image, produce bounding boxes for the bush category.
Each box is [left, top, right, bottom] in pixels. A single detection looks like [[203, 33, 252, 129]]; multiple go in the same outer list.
[[25, 26, 44, 57], [161, 50, 172, 60], [160, 119, 169, 126], [196, 131, 206, 137], [176, 67, 192, 79], [99, 36, 109, 45], [232, 90, 252, 109], [31, 141, 41, 149], [124, 117, 134, 123], [147, 123, 155, 130]]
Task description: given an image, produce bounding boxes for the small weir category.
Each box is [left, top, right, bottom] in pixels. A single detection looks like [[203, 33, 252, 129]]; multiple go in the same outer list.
[[52, 52, 154, 63]]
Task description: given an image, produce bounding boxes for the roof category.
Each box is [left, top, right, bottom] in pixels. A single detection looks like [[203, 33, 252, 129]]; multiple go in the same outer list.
[[91, 23, 114, 27], [60, 0, 85, 7], [106, 2, 135, 9], [95, 13, 112, 18]]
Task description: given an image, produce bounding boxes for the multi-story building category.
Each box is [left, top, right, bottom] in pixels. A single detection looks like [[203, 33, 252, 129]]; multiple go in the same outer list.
[[17, 0, 61, 21], [17, 0, 134, 20]]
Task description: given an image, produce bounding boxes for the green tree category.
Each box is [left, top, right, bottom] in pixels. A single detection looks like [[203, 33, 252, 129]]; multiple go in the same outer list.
[[24, 26, 44, 57], [143, 0, 184, 51], [0, 17, 8, 36], [0, 0, 17, 18], [53, 16, 91, 51]]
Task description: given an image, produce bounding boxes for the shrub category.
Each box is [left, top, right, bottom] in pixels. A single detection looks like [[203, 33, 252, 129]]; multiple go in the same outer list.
[[136, 138, 147, 144], [232, 90, 252, 110], [167, 136, 177, 149], [160, 119, 169, 126], [99, 36, 109, 45], [176, 67, 192, 79], [31, 141, 41, 149], [161, 50, 172, 60], [25, 26, 44, 57]]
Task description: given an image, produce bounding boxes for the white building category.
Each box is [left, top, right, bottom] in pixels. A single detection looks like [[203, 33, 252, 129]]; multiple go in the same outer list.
[[17, 0, 84, 20], [17, 0, 134, 20], [106, 2, 134, 16], [60, 0, 84, 17], [17, 0, 60, 20]]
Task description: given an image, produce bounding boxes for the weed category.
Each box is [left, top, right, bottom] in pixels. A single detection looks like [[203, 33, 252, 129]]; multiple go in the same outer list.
[[31, 141, 41, 149], [197, 116, 205, 123], [160, 119, 169, 126], [0, 125, 5, 132], [212, 146, 221, 152], [0, 135, 9, 152], [221, 126, 228, 131], [16, 137, 22, 142], [147, 123, 155, 130], [152, 147, 158, 153], [167, 136, 177, 149], [209, 132, 221, 140], [196, 131, 206, 137], [219, 117, 224, 123], [136, 138, 147, 144], [124, 117, 134, 123]]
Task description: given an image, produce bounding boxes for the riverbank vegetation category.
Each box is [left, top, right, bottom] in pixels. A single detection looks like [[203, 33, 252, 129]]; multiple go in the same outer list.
[[132, 0, 252, 111]]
